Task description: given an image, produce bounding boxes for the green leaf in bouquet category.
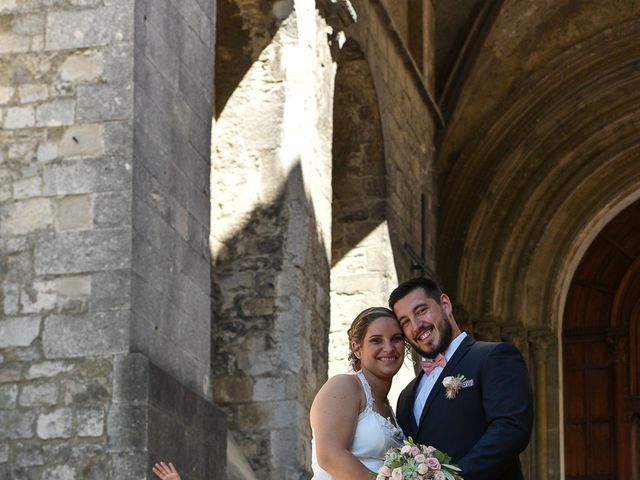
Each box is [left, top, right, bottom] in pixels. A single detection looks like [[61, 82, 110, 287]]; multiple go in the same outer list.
[[442, 464, 461, 472], [442, 470, 456, 480]]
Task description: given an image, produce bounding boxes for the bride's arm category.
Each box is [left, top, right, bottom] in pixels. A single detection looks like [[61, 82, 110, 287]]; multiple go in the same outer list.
[[310, 375, 372, 480]]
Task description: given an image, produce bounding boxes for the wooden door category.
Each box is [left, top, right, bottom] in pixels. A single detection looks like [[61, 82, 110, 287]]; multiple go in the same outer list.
[[562, 200, 640, 479], [564, 338, 616, 479]]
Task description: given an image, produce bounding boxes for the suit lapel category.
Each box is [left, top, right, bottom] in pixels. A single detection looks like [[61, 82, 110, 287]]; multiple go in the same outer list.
[[399, 371, 424, 437], [417, 335, 476, 432]]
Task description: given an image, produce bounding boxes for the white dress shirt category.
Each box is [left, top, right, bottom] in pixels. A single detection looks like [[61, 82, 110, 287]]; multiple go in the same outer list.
[[413, 332, 468, 424]]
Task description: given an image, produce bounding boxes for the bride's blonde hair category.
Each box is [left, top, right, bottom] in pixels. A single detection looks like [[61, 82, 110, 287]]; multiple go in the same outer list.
[[347, 306, 397, 370]]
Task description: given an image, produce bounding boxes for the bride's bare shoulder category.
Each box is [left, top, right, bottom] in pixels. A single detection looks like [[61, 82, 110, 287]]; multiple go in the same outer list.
[[313, 374, 361, 403]]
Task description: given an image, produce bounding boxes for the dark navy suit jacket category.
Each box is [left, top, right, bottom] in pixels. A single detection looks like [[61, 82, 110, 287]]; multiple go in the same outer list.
[[396, 336, 533, 480]]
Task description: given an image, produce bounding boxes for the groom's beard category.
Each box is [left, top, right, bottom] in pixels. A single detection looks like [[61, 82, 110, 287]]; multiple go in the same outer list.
[[412, 306, 453, 359]]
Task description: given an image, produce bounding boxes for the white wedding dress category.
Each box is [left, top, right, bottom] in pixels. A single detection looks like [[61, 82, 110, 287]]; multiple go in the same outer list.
[[311, 370, 404, 479]]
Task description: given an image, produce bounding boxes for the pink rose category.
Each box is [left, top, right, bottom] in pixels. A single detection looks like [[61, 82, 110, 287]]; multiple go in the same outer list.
[[391, 467, 403, 480], [427, 457, 441, 470], [411, 446, 420, 456], [379, 466, 392, 476]]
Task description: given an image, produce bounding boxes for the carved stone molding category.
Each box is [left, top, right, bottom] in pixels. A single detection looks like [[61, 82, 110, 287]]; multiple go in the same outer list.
[[473, 317, 501, 341], [528, 327, 555, 364]]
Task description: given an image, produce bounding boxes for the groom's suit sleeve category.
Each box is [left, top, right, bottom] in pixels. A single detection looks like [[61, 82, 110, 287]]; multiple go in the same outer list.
[[457, 342, 533, 480]]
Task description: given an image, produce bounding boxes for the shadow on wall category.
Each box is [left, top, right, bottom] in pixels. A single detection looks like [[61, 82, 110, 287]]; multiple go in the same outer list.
[[332, 39, 387, 266], [210, 163, 330, 477]]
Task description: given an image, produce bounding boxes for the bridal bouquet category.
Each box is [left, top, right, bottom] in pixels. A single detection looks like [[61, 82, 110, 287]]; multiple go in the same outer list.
[[376, 438, 463, 480]]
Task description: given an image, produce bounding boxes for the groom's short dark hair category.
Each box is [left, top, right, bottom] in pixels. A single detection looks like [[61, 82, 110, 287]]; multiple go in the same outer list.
[[388, 277, 443, 310]]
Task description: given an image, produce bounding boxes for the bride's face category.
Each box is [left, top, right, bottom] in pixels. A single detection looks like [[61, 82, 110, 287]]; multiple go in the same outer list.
[[353, 316, 404, 378]]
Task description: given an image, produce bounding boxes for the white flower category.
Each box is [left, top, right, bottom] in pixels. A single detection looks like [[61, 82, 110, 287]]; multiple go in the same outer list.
[[391, 467, 404, 480], [442, 374, 465, 399]]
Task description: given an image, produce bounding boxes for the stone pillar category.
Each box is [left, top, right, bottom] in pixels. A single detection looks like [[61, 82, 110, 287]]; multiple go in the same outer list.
[[0, 1, 225, 478], [210, 2, 335, 478], [473, 317, 502, 341], [529, 329, 554, 480]]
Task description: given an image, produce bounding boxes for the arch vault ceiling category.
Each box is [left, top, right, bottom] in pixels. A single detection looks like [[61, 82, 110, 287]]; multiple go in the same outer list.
[[434, 0, 640, 327]]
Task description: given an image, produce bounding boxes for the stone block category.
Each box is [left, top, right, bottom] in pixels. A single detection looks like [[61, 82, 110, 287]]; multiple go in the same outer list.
[[104, 120, 133, 157], [0, 198, 53, 236], [18, 84, 48, 103], [0, 384, 18, 408], [77, 408, 104, 437], [36, 408, 73, 439], [20, 280, 57, 314], [42, 310, 128, 358], [13, 176, 42, 199], [212, 377, 253, 403], [13, 13, 44, 34], [2, 283, 20, 315], [0, 85, 14, 104], [253, 377, 286, 402], [88, 270, 130, 312], [59, 50, 103, 83], [0, 363, 21, 383], [0, 316, 40, 347], [43, 156, 129, 196], [0, 410, 35, 439], [46, 6, 133, 50], [36, 99, 75, 127], [0, 442, 7, 463], [56, 275, 91, 298], [0, 32, 29, 54], [59, 123, 105, 158], [94, 192, 129, 228], [37, 141, 58, 162], [19, 382, 58, 406], [37, 229, 129, 274], [170, 0, 213, 47], [4, 106, 35, 129], [56, 194, 93, 230], [25, 361, 73, 380], [76, 83, 133, 121], [14, 442, 44, 466], [4, 250, 33, 284], [106, 404, 147, 452], [46, 464, 76, 480]]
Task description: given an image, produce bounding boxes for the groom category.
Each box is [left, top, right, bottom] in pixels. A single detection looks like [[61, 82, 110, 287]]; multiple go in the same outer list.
[[390, 277, 533, 480]]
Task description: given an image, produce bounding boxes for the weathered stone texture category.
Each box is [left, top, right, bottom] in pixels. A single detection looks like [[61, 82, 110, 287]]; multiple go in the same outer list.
[[212, 2, 333, 478], [131, 0, 216, 399]]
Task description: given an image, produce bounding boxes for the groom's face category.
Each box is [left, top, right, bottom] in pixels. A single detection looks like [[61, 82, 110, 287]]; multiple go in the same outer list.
[[393, 288, 453, 359]]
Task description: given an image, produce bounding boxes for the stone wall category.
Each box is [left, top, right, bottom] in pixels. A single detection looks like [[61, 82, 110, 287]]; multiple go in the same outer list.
[[132, 0, 215, 399], [0, 1, 225, 478], [211, 1, 334, 478]]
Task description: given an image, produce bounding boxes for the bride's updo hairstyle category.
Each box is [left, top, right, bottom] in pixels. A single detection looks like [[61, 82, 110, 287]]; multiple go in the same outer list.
[[347, 306, 397, 371]]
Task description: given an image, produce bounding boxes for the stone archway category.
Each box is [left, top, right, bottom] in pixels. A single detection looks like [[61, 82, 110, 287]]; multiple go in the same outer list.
[[562, 200, 640, 479], [329, 39, 414, 404]]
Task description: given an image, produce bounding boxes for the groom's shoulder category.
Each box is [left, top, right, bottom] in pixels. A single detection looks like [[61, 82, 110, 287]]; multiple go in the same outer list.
[[468, 338, 522, 358]]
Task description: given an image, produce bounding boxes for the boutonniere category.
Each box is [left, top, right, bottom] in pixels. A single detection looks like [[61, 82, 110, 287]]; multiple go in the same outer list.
[[442, 374, 466, 399]]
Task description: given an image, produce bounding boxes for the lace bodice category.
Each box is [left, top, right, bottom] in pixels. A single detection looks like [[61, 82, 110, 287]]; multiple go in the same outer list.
[[311, 371, 404, 478]]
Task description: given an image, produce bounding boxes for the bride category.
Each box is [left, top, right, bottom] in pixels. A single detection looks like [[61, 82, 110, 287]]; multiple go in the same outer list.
[[152, 306, 405, 480], [310, 306, 405, 479]]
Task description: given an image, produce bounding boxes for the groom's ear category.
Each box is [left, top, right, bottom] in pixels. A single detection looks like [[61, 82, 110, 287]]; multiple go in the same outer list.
[[440, 293, 452, 315]]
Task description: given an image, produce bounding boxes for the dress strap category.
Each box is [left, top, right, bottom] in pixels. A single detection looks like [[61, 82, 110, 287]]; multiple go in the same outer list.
[[356, 370, 374, 410]]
